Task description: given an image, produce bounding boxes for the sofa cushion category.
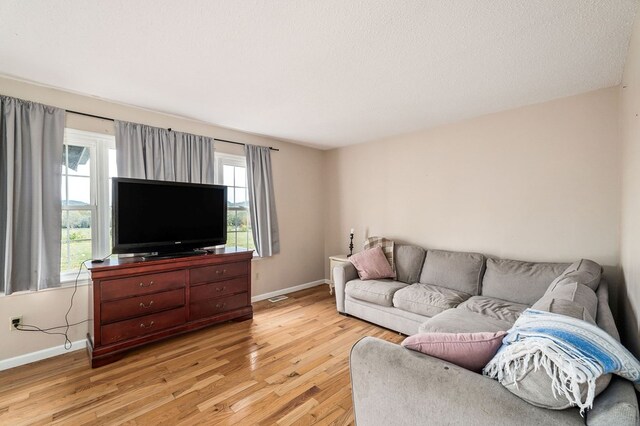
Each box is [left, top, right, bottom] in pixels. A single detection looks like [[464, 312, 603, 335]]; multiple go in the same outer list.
[[401, 331, 506, 372], [419, 249, 484, 296], [481, 258, 569, 305], [546, 259, 602, 293], [345, 279, 408, 307], [393, 284, 471, 317], [394, 244, 426, 284], [350, 247, 395, 280], [531, 298, 595, 323], [457, 296, 528, 324], [345, 296, 431, 335], [419, 308, 512, 334], [532, 280, 598, 322], [498, 364, 611, 410], [492, 308, 611, 410]]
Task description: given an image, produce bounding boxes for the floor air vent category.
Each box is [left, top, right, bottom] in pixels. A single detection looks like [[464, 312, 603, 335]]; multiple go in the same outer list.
[[268, 295, 289, 303]]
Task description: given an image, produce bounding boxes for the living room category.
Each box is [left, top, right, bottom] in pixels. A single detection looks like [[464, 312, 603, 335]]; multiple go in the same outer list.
[[1, 1, 639, 425]]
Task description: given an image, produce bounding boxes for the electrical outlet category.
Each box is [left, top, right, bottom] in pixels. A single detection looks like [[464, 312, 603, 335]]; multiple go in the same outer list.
[[255, 272, 260, 280], [9, 316, 22, 332]]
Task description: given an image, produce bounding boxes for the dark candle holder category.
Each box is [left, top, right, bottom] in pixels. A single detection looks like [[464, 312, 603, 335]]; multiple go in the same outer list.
[[347, 233, 354, 257]]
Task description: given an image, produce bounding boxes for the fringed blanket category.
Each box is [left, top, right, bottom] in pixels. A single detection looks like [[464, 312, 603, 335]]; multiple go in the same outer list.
[[484, 309, 640, 414]]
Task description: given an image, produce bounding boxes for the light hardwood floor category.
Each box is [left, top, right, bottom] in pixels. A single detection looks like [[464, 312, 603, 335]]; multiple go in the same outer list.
[[0, 286, 404, 425]]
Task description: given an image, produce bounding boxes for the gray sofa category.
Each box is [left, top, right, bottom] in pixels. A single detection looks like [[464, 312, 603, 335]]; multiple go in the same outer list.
[[332, 245, 639, 425]]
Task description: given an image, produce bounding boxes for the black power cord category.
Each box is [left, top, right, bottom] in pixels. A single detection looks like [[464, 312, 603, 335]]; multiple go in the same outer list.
[[14, 253, 111, 349]]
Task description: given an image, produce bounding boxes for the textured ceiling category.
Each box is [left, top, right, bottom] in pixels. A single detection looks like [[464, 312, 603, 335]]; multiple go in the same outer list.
[[0, 1, 637, 149]]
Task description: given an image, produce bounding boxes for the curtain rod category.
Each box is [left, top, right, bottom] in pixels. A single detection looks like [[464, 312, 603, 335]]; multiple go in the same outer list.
[[66, 109, 280, 151]]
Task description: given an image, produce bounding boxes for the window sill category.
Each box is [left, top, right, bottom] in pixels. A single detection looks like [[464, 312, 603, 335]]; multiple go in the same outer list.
[[251, 251, 274, 260], [61, 276, 90, 286], [60, 271, 90, 285]]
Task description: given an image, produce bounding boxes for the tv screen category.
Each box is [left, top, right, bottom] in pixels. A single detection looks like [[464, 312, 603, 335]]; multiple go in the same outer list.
[[112, 178, 227, 254]]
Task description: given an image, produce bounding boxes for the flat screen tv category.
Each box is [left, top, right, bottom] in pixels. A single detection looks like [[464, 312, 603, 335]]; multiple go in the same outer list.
[[112, 177, 227, 255]]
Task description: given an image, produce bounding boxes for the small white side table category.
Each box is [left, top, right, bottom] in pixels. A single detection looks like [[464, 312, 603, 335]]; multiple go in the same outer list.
[[328, 254, 350, 295]]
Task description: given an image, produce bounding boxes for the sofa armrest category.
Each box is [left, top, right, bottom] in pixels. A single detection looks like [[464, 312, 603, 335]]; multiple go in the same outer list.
[[333, 262, 357, 313], [350, 336, 584, 426]]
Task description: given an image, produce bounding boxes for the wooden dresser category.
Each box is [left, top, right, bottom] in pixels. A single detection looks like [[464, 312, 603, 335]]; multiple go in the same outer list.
[[87, 249, 253, 367]]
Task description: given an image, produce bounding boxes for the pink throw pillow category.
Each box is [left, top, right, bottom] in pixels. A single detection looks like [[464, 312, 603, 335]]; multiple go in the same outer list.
[[350, 247, 395, 280], [401, 331, 507, 372]]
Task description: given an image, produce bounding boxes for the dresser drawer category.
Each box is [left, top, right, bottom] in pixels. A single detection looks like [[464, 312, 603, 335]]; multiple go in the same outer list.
[[190, 277, 248, 302], [101, 289, 185, 324], [189, 293, 249, 321], [101, 307, 186, 344], [101, 270, 185, 301], [190, 261, 248, 285]]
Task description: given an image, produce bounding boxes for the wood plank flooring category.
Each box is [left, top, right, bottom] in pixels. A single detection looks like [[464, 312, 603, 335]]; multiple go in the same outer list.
[[0, 286, 404, 425]]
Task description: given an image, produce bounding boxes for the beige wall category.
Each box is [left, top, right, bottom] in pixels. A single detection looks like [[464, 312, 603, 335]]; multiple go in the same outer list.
[[0, 76, 326, 362], [620, 12, 640, 357], [325, 87, 622, 308]]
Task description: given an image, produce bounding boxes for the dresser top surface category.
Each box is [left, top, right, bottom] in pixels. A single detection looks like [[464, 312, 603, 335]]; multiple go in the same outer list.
[[87, 248, 254, 275]]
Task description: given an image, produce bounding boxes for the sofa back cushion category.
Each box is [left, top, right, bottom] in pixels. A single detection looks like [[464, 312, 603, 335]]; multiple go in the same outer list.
[[546, 259, 602, 293], [419, 249, 484, 295], [595, 280, 621, 341], [531, 280, 598, 322], [394, 245, 426, 284], [481, 258, 569, 305]]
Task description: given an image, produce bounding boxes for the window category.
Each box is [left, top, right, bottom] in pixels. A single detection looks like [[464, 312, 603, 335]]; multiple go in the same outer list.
[[61, 129, 116, 280], [215, 153, 254, 251]]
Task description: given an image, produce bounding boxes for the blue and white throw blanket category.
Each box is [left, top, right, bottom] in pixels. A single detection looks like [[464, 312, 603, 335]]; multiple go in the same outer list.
[[484, 309, 640, 413]]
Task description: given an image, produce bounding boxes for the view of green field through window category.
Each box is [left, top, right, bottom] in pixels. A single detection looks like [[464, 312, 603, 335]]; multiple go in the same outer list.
[[61, 144, 93, 273], [222, 163, 254, 251]]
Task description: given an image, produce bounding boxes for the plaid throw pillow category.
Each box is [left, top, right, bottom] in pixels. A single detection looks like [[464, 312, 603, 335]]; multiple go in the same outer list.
[[364, 236, 395, 276]]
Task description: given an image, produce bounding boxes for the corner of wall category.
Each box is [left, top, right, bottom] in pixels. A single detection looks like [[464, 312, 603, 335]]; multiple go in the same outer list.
[[618, 7, 640, 357]]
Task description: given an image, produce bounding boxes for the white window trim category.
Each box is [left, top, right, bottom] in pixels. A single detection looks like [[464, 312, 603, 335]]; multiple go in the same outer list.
[[215, 152, 247, 175], [215, 153, 255, 253], [60, 129, 115, 284]]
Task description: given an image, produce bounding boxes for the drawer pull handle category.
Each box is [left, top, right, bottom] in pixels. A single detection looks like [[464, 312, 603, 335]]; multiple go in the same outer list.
[[139, 321, 155, 329], [139, 301, 154, 309], [216, 286, 227, 292], [139, 281, 154, 288], [215, 302, 226, 309], [216, 269, 227, 275]]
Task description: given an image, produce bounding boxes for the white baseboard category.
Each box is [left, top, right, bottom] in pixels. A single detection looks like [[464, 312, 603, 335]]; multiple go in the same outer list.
[[0, 339, 87, 371], [251, 279, 329, 303], [0, 280, 330, 371]]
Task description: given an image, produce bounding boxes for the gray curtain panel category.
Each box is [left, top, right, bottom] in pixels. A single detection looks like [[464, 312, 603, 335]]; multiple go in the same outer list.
[[0, 95, 64, 295], [114, 121, 215, 183], [245, 144, 280, 257]]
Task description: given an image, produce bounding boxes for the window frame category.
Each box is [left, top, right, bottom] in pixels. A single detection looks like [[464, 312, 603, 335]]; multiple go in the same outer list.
[[60, 129, 115, 283], [215, 153, 254, 252]]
